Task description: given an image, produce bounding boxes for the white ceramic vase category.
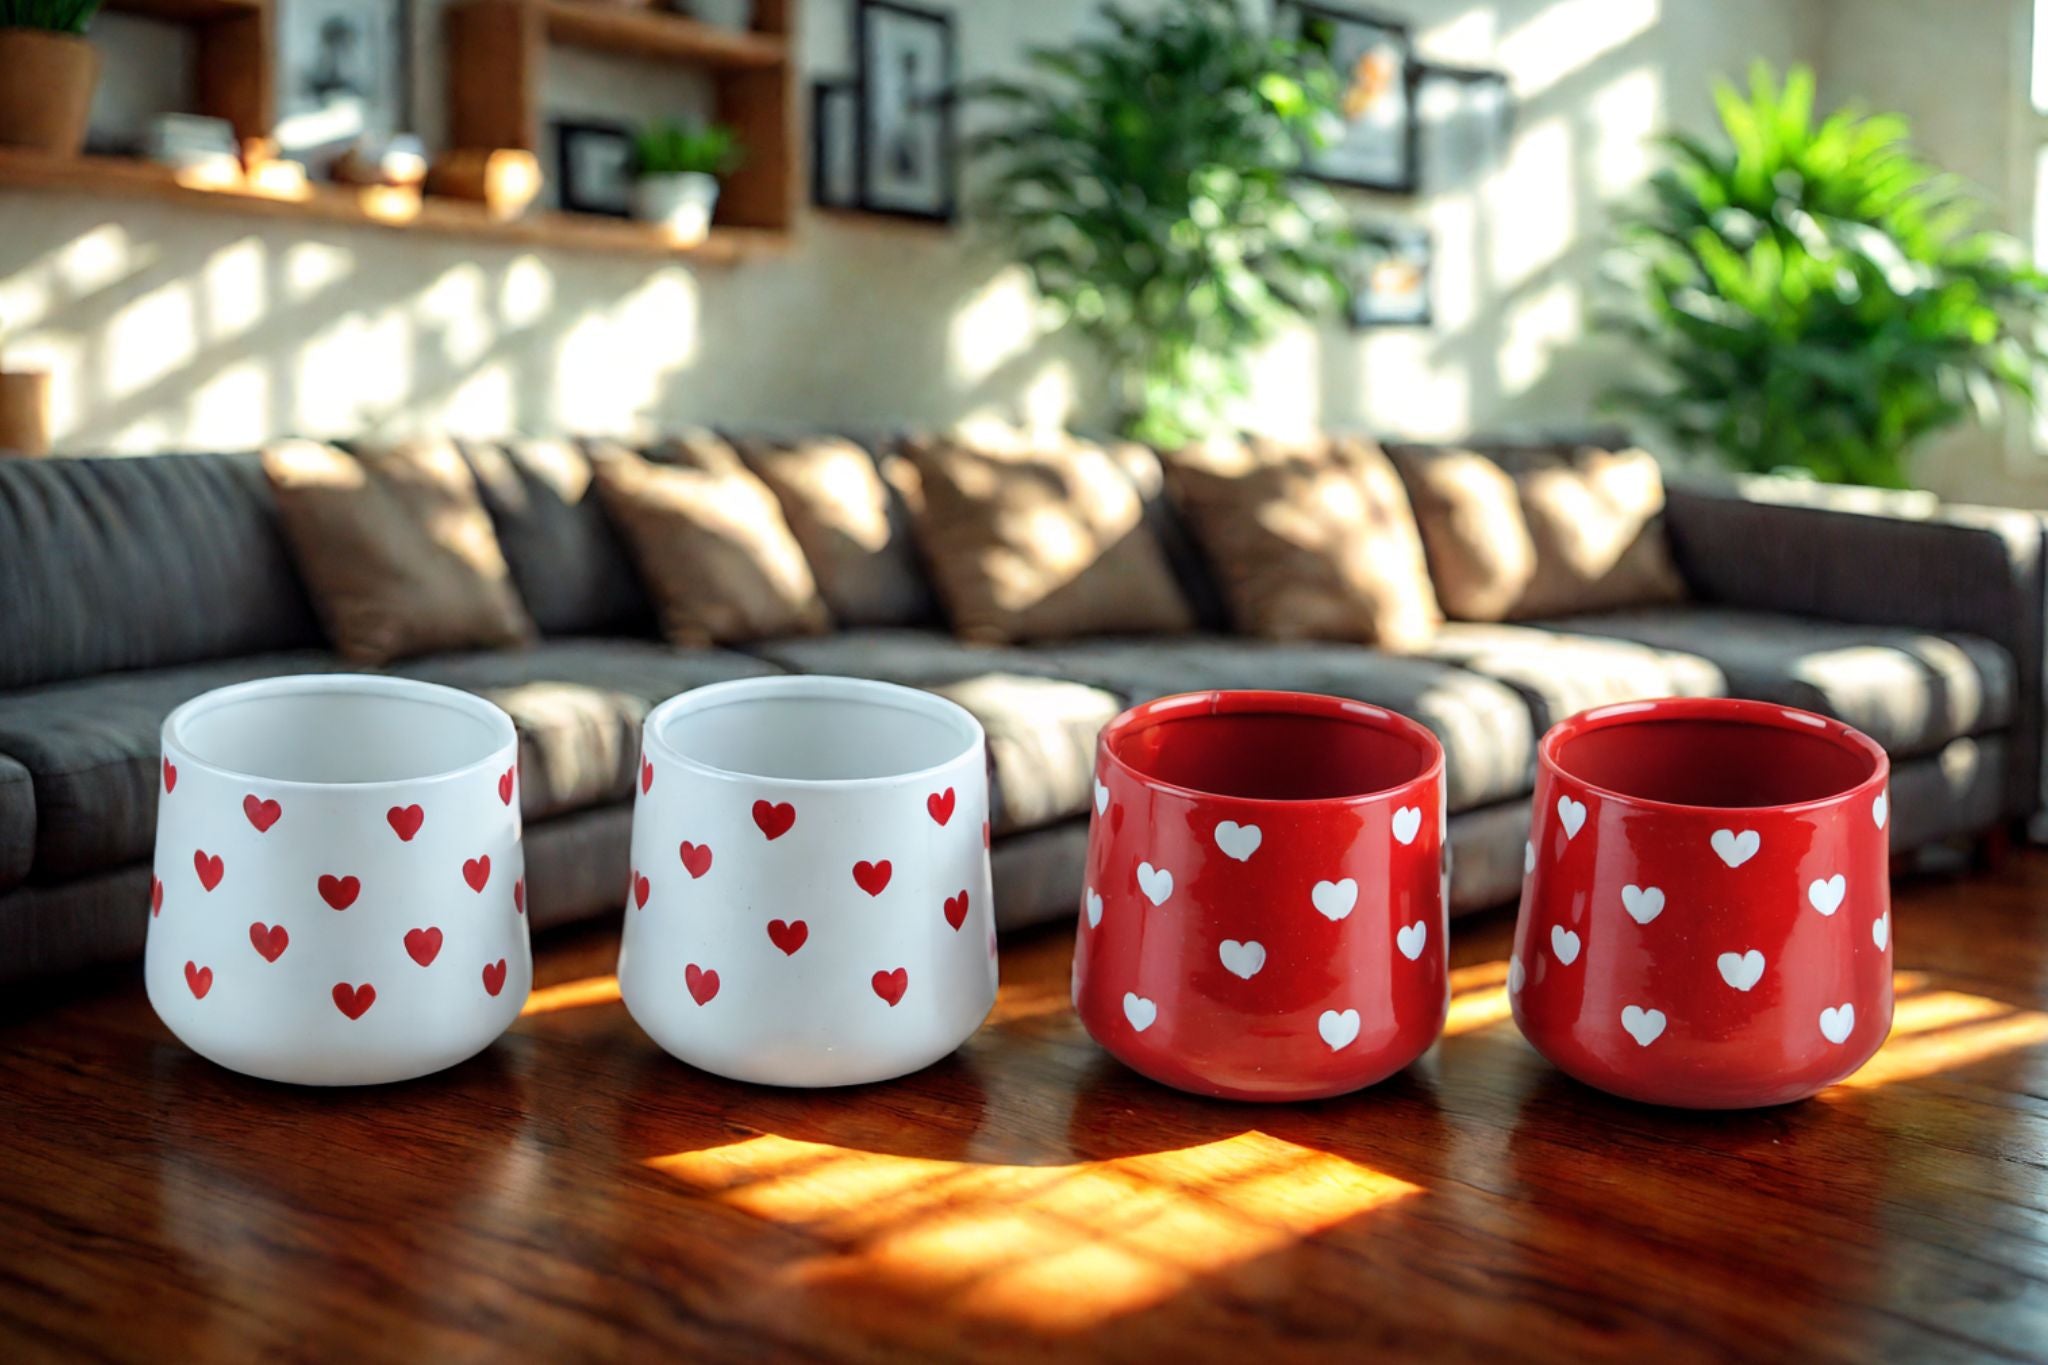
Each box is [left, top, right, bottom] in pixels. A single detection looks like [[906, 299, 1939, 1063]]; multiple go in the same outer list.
[[633, 171, 720, 242], [145, 674, 531, 1085], [619, 675, 997, 1086]]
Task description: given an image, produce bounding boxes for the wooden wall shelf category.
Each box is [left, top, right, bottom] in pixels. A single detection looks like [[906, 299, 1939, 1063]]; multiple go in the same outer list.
[[540, 1, 786, 68]]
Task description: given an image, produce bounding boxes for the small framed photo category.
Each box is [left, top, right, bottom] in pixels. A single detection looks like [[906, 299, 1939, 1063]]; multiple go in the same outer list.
[[855, 0, 957, 222], [1346, 222, 1431, 328], [811, 81, 859, 210], [275, 0, 411, 173], [1277, 1, 1417, 194], [553, 120, 635, 218], [1417, 63, 1513, 190]]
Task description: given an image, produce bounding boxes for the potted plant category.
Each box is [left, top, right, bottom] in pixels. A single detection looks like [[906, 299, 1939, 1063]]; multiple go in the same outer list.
[[0, 0, 102, 156], [631, 121, 743, 243]]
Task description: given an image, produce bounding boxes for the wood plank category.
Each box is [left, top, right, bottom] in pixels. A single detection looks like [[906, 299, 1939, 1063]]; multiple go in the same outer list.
[[540, 0, 787, 68], [100, 0, 260, 21], [445, 0, 542, 153]]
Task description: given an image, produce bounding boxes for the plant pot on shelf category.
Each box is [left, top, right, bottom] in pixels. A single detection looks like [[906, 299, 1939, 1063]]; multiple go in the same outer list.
[[0, 30, 99, 156], [633, 171, 720, 244], [0, 371, 50, 456]]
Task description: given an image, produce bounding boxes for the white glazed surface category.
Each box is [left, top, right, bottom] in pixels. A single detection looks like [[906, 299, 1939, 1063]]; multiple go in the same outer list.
[[619, 676, 997, 1087], [145, 675, 531, 1085]]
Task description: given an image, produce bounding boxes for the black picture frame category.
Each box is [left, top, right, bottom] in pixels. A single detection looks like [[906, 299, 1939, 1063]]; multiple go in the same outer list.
[[553, 119, 635, 218], [853, 0, 958, 223], [1345, 221, 1432, 329], [1276, 0, 1418, 195], [811, 80, 860, 211], [1414, 62, 1514, 191], [274, 0, 413, 174]]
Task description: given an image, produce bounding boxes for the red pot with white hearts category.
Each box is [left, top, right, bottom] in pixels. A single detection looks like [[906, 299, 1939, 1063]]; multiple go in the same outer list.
[[618, 676, 996, 1086], [1511, 697, 1893, 1108], [1072, 690, 1449, 1101], [147, 675, 530, 1085]]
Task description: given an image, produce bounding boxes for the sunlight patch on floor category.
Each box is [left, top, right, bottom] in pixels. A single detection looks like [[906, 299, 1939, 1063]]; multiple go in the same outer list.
[[1445, 959, 1514, 1036], [520, 974, 621, 1016], [1836, 986, 2048, 1090]]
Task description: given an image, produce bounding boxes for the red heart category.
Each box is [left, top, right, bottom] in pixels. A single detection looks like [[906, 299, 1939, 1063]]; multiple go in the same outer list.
[[184, 961, 212, 999], [982, 819, 990, 850], [641, 757, 654, 794], [193, 850, 224, 892], [332, 982, 376, 1020], [317, 874, 360, 911], [852, 860, 892, 897], [767, 919, 808, 955], [872, 968, 908, 1007], [685, 963, 719, 1005], [482, 958, 509, 997], [498, 767, 516, 806], [404, 926, 443, 967], [242, 794, 282, 833], [633, 873, 651, 910], [150, 876, 164, 917], [944, 890, 969, 930], [927, 788, 956, 826], [463, 856, 491, 893], [387, 804, 425, 841], [162, 758, 177, 793], [513, 877, 525, 915], [679, 841, 713, 879], [752, 800, 796, 840], [249, 921, 288, 963]]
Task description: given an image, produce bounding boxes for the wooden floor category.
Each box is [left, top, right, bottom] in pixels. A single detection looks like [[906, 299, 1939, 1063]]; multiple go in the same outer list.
[[4, 858, 2047, 1362]]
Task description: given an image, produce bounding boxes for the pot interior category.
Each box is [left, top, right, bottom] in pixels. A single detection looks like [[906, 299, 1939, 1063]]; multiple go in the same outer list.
[[658, 689, 975, 782], [174, 685, 506, 785], [1553, 716, 1877, 808], [1110, 709, 1431, 802]]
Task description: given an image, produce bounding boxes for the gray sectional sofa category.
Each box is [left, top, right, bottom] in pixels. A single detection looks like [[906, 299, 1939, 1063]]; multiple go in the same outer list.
[[0, 441, 2041, 987]]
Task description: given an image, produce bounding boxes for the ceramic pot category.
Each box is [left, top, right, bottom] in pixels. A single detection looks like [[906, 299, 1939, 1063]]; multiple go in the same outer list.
[[618, 675, 996, 1087], [1511, 697, 1893, 1108], [1072, 690, 1449, 1101], [146, 675, 530, 1085], [632, 171, 720, 242], [0, 30, 98, 155]]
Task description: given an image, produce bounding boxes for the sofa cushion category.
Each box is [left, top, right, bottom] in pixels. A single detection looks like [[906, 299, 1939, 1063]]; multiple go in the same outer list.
[[0, 652, 352, 882], [1540, 607, 2013, 757], [1425, 622, 1726, 733], [391, 640, 783, 821], [0, 754, 35, 893], [460, 439, 654, 638]]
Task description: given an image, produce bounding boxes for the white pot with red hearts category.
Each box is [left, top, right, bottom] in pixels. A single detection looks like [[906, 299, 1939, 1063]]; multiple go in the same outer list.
[[146, 675, 530, 1085], [618, 675, 997, 1087]]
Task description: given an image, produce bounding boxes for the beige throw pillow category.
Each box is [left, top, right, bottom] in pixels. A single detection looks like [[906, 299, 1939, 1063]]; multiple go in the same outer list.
[[1389, 446, 1536, 620], [737, 434, 935, 626], [262, 437, 535, 664]]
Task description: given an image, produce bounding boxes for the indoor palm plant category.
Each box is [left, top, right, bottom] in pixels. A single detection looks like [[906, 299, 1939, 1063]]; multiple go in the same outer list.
[[968, 0, 1351, 447], [1606, 63, 2048, 488], [0, 0, 102, 156], [631, 120, 743, 243]]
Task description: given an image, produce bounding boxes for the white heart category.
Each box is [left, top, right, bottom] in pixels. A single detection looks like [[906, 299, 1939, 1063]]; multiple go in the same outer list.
[[1507, 954, 1526, 993], [1621, 884, 1665, 926], [1716, 949, 1766, 991], [1872, 912, 1890, 950], [1620, 1004, 1667, 1047], [1872, 791, 1888, 830], [1122, 992, 1157, 1032], [1214, 820, 1262, 862], [1550, 925, 1581, 966], [1391, 806, 1422, 846], [1094, 778, 1109, 816], [1311, 878, 1358, 921], [1137, 862, 1173, 907], [1218, 939, 1266, 980], [1819, 1003, 1855, 1045], [1711, 828, 1761, 868], [1396, 920, 1427, 961], [1318, 1008, 1361, 1051], [1523, 840, 1535, 875], [1084, 888, 1103, 929], [1808, 874, 1846, 917], [1556, 795, 1586, 839]]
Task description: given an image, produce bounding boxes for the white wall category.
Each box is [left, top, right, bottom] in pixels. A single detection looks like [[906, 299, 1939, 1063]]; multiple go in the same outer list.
[[0, 0, 1820, 456]]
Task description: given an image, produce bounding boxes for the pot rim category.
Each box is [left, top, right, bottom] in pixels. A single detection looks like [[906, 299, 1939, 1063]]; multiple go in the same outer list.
[[1538, 696, 1890, 817], [642, 673, 985, 789], [161, 672, 518, 792], [1097, 688, 1445, 809]]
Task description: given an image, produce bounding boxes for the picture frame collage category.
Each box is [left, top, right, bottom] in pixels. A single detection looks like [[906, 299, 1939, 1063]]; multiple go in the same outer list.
[[813, 0, 958, 222]]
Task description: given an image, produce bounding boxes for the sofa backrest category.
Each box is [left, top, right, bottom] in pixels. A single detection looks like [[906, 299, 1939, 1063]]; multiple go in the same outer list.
[[0, 452, 321, 691]]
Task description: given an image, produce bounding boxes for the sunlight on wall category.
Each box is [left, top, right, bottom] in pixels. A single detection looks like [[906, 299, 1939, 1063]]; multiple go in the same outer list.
[[1588, 68, 1663, 197], [105, 281, 198, 401], [1488, 116, 1576, 290], [949, 266, 1041, 389], [188, 361, 271, 449], [1501, 0, 1660, 100], [1498, 279, 1582, 396], [201, 238, 267, 342]]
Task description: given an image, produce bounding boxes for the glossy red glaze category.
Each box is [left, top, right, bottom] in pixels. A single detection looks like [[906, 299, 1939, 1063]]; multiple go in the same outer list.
[[1511, 697, 1894, 1109], [1072, 690, 1448, 1101]]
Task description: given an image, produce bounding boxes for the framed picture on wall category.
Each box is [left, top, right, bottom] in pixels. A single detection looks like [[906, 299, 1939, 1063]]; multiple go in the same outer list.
[[1416, 63, 1513, 190], [811, 81, 860, 210], [274, 0, 412, 173], [1346, 222, 1431, 328], [553, 120, 635, 218], [854, 0, 958, 221], [1277, 1, 1417, 194]]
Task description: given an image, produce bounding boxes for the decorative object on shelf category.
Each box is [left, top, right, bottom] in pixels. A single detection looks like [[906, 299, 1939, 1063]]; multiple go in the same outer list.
[[427, 147, 542, 220], [855, 0, 955, 221], [1415, 62, 1510, 190], [618, 675, 997, 1088], [0, 369, 50, 457], [553, 118, 635, 217], [1345, 220, 1431, 328], [1512, 697, 1892, 1108], [275, 0, 411, 176], [143, 113, 240, 178], [1607, 63, 2048, 489], [630, 118, 741, 241], [969, 0, 1352, 448], [146, 674, 531, 1086], [1073, 690, 1449, 1101], [0, 0, 102, 156], [810, 79, 857, 210], [1276, 1, 1416, 193], [331, 133, 429, 188]]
